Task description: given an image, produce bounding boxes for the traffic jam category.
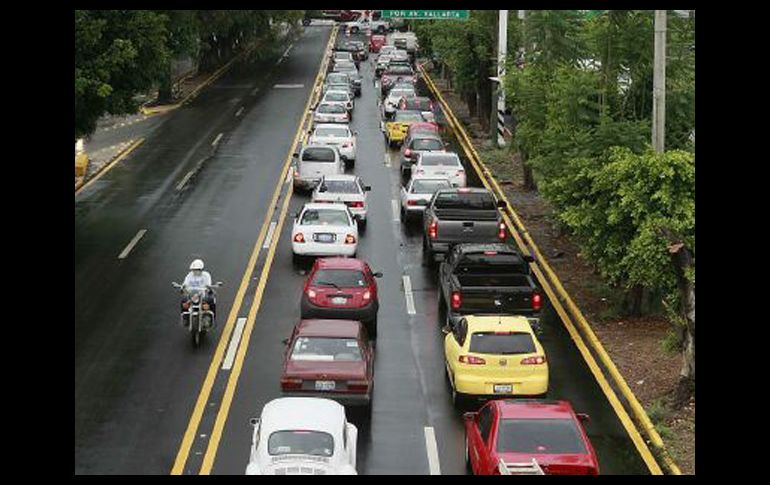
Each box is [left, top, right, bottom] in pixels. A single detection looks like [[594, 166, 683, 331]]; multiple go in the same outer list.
[[246, 20, 602, 476]]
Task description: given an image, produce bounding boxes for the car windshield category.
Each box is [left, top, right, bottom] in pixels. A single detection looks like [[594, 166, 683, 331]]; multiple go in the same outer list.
[[325, 92, 348, 102], [300, 208, 350, 226], [301, 148, 336, 162], [411, 179, 451, 194], [434, 192, 497, 210], [312, 269, 367, 288], [387, 66, 413, 75], [319, 180, 360, 194], [395, 111, 423, 122], [318, 104, 345, 114], [420, 155, 461, 167], [268, 430, 335, 457], [496, 419, 587, 455], [291, 336, 363, 362], [327, 74, 349, 83], [469, 332, 536, 355], [391, 90, 415, 100], [411, 138, 443, 151], [315, 127, 349, 138]]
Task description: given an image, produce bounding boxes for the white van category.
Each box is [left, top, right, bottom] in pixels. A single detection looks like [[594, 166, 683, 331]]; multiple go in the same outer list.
[[293, 145, 344, 192]]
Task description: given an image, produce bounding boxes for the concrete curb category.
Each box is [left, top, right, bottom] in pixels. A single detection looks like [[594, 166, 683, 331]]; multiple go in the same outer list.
[[75, 138, 145, 195]]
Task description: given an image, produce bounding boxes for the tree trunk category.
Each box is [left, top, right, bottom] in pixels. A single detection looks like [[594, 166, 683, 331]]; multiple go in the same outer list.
[[623, 284, 644, 317], [478, 64, 491, 133], [466, 90, 477, 117], [521, 150, 537, 191], [156, 68, 174, 104]]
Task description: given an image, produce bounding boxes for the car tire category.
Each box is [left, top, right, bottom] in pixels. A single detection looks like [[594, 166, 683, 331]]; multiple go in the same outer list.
[[423, 236, 435, 267], [359, 218, 367, 232], [451, 382, 464, 409], [400, 206, 406, 223], [302, 18, 311, 26], [292, 252, 302, 268], [368, 317, 377, 340], [351, 26, 360, 34]]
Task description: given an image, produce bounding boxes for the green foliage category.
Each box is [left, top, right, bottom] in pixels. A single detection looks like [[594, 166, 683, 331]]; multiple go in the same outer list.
[[661, 329, 683, 353], [647, 398, 672, 424]]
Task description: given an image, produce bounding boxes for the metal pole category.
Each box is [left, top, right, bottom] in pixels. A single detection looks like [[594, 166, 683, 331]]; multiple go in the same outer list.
[[496, 10, 508, 147], [653, 10, 667, 153]]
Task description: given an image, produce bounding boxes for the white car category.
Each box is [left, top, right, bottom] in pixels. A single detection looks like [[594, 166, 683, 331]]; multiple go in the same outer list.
[[308, 124, 357, 166], [314, 102, 349, 124], [332, 51, 354, 64], [320, 90, 354, 117], [293, 145, 344, 191], [399, 176, 452, 221], [311, 174, 371, 228], [413, 152, 467, 187], [245, 397, 357, 475], [383, 87, 416, 118], [291, 202, 359, 262]]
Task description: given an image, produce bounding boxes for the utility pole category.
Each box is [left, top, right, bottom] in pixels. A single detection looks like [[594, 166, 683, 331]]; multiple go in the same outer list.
[[489, 10, 508, 146], [652, 10, 667, 153]]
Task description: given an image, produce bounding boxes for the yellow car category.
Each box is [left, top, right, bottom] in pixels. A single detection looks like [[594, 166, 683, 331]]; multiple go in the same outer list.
[[384, 110, 425, 148], [444, 315, 548, 405]]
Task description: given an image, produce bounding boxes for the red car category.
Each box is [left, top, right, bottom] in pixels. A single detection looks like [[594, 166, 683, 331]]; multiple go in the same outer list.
[[280, 319, 374, 408], [406, 121, 441, 140], [369, 34, 386, 53], [300, 257, 382, 338], [464, 400, 600, 475]]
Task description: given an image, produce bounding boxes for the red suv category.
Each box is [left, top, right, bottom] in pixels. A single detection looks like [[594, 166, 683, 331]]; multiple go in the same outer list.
[[464, 399, 600, 475], [280, 319, 374, 409], [300, 257, 382, 338]]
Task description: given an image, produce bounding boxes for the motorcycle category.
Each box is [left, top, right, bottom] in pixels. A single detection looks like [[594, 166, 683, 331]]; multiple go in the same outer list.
[[172, 281, 223, 347]]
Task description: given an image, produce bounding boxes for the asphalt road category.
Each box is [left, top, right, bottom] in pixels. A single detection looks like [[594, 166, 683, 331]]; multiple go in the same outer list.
[[75, 25, 648, 475]]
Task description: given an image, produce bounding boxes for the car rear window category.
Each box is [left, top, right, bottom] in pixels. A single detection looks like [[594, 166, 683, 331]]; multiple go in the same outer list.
[[420, 155, 461, 167], [268, 430, 335, 457], [412, 179, 451, 194], [387, 66, 413, 75], [302, 147, 336, 162], [327, 73, 349, 82], [325, 92, 348, 102], [457, 253, 526, 274], [434, 192, 497, 210], [314, 127, 349, 137], [391, 89, 415, 99], [395, 111, 423, 122], [411, 138, 443, 151], [318, 103, 346, 114], [312, 269, 367, 288], [496, 419, 587, 455], [300, 208, 350, 226], [291, 336, 363, 362], [319, 180, 360, 194], [469, 332, 536, 355]]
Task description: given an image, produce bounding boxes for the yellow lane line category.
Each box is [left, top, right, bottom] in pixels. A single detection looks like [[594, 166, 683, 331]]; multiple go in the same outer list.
[[198, 25, 338, 476], [420, 66, 671, 475], [75, 138, 144, 196]]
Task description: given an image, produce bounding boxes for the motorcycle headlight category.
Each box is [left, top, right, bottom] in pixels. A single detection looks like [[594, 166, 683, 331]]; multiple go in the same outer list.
[[191, 294, 200, 303]]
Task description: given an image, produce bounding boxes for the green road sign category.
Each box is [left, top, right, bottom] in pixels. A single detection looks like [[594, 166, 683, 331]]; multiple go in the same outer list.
[[381, 10, 470, 20]]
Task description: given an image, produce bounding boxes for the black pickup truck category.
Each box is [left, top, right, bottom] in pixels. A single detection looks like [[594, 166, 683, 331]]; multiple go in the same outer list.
[[437, 243, 542, 331]]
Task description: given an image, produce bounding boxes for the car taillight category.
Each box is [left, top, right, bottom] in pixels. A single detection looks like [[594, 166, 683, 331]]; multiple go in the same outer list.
[[459, 355, 486, 365], [345, 234, 356, 244], [294, 233, 305, 243], [348, 380, 369, 391], [182, 301, 190, 310], [363, 290, 371, 301], [404, 148, 412, 157], [415, 169, 424, 176], [532, 293, 542, 311], [280, 377, 303, 390], [451, 291, 462, 310], [429, 220, 438, 239], [349, 201, 364, 208], [520, 355, 547, 365], [407, 199, 417, 206], [307, 288, 317, 301], [343, 142, 352, 148], [498, 222, 507, 240]]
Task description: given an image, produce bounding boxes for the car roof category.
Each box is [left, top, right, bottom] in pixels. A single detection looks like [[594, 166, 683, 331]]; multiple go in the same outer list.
[[260, 397, 345, 435], [297, 318, 363, 338], [420, 151, 460, 159], [464, 315, 535, 334], [301, 202, 348, 211], [495, 399, 577, 420], [314, 123, 350, 130]]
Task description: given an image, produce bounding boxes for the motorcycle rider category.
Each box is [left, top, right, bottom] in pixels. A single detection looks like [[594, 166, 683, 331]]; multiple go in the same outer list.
[[180, 259, 217, 326]]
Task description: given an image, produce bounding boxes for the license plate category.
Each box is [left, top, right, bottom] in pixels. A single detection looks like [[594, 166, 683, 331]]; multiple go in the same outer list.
[[434, 171, 446, 175], [315, 380, 336, 391], [494, 384, 513, 394], [331, 296, 347, 305], [314, 233, 335, 243]]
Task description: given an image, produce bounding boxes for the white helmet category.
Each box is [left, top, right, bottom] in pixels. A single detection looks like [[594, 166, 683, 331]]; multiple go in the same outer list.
[[190, 259, 205, 271]]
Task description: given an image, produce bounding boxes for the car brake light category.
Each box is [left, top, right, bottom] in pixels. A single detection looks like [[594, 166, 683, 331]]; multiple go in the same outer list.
[[532, 293, 542, 311], [458, 187, 470, 193], [459, 355, 486, 365], [345, 234, 356, 244], [498, 222, 507, 240], [349, 201, 364, 208], [429, 220, 438, 239], [415, 169, 424, 176], [407, 199, 417, 206], [307, 288, 317, 300], [182, 301, 190, 310], [404, 148, 412, 157], [521, 355, 547, 365], [484, 251, 498, 255], [451, 291, 462, 310], [280, 377, 303, 390], [348, 380, 369, 391], [294, 233, 305, 243]]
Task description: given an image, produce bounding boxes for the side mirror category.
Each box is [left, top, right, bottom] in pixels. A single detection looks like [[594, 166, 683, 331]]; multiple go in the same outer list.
[[293, 152, 299, 158], [523, 255, 535, 263], [441, 325, 451, 335], [354, 130, 359, 136], [373, 272, 383, 278], [577, 413, 590, 424], [249, 417, 260, 427], [364, 185, 372, 191], [282, 338, 290, 345], [497, 200, 507, 209]]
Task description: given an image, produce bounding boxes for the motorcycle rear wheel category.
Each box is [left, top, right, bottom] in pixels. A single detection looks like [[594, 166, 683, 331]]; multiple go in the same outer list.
[[192, 327, 201, 348]]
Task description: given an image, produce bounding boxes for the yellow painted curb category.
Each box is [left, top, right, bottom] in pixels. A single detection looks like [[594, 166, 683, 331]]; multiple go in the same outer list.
[[421, 64, 683, 475], [75, 152, 89, 177], [75, 138, 145, 196]]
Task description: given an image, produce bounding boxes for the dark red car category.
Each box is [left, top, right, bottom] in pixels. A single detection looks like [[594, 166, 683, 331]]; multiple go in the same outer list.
[[380, 65, 417, 93], [369, 34, 386, 53], [399, 96, 436, 123], [464, 400, 600, 475], [300, 257, 382, 338], [280, 319, 374, 408], [406, 121, 441, 141]]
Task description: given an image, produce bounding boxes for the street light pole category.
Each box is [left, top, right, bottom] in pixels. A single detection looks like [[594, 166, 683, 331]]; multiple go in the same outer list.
[[496, 10, 508, 147], [652, 9, 667, 153]]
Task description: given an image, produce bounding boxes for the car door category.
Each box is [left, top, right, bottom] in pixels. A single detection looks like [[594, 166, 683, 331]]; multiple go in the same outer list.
[[477, 404, 497, 474], [468, 402, 493, 474]]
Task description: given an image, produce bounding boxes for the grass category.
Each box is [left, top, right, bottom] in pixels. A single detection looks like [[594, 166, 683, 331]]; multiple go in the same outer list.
[[647, 398, 672, 425], [661, 329, 683, 354]]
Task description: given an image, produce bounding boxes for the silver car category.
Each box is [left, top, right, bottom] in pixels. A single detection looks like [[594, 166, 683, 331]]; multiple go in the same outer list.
[[399, 176, 452, 222], [308, 123, 357, 166], [314, 102, 349, 124], [321, 90, 354, 118]]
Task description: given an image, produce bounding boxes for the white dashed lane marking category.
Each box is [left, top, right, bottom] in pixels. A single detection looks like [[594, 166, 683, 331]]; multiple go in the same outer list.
[[222, 318, 247, 370], [117, 229, 147, 259], [424, 427, 442, 475], [403, 275, 416, 315]]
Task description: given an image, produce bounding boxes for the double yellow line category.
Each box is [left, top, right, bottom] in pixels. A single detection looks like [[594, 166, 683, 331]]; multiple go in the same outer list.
[[170, 25, 338, 475], [420, 65, 681, 475]]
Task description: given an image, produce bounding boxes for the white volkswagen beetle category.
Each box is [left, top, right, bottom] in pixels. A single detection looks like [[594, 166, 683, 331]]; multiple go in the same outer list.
[[291, 202, 358, 264], [245, 397, 358, 475]]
